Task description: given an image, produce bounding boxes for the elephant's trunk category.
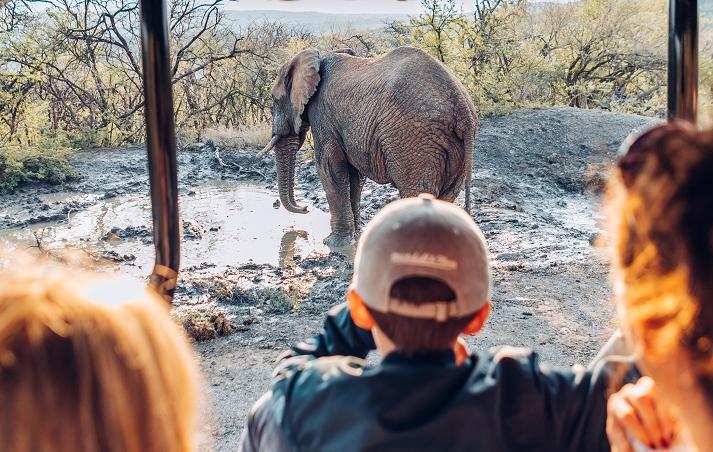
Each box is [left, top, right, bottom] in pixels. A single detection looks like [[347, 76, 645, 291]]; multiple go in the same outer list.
[[275, 137, 308, 214]]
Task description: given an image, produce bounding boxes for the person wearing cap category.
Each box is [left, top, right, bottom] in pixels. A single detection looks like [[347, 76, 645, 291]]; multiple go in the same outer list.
[[238, 194, 646, 452]]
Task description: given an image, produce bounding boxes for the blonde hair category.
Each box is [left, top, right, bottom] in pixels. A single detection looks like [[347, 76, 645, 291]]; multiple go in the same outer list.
[[607, 126, 713, 404], [0, 258, 199, 452]]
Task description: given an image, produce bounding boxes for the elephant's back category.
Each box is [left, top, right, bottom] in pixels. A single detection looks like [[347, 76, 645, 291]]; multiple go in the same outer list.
[[318, 47, 476, 195], [372, 48, 476, 198], [369, 47, 476, 147], [325, 47, 472, 114], [378, 48, 473, 118]]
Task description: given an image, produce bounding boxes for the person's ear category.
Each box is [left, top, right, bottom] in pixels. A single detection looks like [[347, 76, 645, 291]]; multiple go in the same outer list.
[[462, 302, 491, 335], [347, 289, 375, 330]]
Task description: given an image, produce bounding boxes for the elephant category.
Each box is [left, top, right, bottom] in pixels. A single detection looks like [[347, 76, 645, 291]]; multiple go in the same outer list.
[[259, 46, 477, 247]]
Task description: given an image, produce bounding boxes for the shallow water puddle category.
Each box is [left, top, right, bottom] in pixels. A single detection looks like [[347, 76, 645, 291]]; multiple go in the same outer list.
[[0, 181, 332, 273]]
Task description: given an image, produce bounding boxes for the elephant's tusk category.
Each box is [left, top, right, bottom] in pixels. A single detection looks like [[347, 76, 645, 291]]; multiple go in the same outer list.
[[257, 136, 279, 158]]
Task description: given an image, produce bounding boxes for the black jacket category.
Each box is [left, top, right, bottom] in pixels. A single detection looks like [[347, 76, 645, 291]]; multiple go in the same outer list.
[[239, 303, 619, 452]]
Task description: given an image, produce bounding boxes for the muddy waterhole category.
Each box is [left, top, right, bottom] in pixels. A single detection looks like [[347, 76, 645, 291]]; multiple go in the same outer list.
[[0, 181, 336, 273]]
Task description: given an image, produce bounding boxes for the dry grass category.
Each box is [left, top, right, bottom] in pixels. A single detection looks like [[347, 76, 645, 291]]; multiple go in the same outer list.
[[204, 123, 318, 161], [177, 306, 236, 341], [204, 123, 272, 150]]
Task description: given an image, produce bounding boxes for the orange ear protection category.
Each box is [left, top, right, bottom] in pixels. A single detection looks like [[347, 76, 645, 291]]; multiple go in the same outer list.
[[462, 303, 491, 335], [347, 289, 375, 330], [347, 289, 491, 335]]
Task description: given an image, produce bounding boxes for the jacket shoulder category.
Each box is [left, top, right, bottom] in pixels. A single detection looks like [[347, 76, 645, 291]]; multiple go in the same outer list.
[[275, 354, 368, 383], [239, 392, 292, 452]]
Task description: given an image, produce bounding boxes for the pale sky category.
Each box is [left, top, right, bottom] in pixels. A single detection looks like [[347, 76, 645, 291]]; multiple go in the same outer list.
[[226, 0, 428, 15], [225, 0, 572, 15]]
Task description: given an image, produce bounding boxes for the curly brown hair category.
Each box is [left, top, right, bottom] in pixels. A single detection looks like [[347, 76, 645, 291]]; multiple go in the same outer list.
[[607, 123, 713, 407]]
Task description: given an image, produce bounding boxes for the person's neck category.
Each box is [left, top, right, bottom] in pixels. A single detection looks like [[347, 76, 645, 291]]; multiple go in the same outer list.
[[372, 326, 461, 361], [680, 400, 713, 452], [645, 351, 713, 452]]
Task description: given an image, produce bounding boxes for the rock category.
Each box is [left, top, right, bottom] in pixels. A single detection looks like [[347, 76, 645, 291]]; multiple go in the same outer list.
[[102, 225, 152, 241], [101, 250, 136, 263], [103, 232, 120, 242], [182, 218, 206, 240]]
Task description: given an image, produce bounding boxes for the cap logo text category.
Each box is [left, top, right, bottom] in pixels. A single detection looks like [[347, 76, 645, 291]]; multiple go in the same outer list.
[[390, 252, 458, 271]]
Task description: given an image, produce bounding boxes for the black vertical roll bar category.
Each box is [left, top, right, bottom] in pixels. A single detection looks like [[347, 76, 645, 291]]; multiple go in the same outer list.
[[668, 0, 698, 123], [139, 0, 180, 303]]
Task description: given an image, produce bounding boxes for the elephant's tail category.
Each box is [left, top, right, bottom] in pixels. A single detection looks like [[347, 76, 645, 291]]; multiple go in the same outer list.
[[452, 111, 475, 215], [439, 126, 473, 213], [464, 172, 472, 213], [440, 93, 476, 214], [462, 130, 474, 215], [450, 86, 476, 215]]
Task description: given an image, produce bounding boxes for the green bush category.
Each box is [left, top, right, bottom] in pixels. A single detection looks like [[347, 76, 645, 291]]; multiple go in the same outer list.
[[0, 139, 79, 191]]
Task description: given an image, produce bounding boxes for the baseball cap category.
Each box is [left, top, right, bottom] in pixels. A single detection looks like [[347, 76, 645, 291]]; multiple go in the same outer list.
[[350, 194, 491, 321]]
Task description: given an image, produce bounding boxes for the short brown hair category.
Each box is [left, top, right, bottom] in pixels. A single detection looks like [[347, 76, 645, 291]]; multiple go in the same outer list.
[[607, 126, 713, 407], [0, 258, 200, 452], [367, 277, 473, 354]]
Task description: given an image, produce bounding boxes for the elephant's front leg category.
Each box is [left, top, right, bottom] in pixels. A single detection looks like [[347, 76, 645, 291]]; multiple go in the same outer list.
[[318, 146, 356, 248]]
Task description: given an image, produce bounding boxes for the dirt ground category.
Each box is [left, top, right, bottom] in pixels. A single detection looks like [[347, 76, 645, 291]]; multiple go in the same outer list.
[[0, 107, 656, 450]]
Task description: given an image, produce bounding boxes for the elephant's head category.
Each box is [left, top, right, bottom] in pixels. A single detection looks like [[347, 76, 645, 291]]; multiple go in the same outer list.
[[259, 49, 321, 214]]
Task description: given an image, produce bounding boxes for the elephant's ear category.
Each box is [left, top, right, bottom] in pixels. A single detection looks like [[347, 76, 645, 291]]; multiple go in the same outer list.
[[273, 49, 321, 134]]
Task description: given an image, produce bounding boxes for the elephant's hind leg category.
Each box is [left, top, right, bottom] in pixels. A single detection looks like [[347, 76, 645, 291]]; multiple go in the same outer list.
[[316, 141, 355, 248], [348, 166, 365, 233]]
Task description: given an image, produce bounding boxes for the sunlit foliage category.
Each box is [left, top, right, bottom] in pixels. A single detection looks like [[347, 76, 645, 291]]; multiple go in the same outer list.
[[407, 0, 669, 115], [0, 0, 708, 161]]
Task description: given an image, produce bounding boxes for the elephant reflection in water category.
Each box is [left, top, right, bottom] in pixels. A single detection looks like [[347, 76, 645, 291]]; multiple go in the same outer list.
[[278, 229, 309, 268]]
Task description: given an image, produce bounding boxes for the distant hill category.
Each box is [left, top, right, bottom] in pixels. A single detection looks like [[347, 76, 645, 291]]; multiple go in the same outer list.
[[225, 10, 410, 33], [226, 4, 712, 34], [702, 2, 713, 16], [702, 2, 713, 25]]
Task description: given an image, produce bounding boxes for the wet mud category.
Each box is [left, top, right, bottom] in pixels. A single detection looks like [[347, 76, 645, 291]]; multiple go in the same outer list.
[[0, 108, 657, 450]]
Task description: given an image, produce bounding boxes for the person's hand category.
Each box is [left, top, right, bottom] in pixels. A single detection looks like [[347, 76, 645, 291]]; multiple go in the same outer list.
[[607, 376, 678, 451]]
